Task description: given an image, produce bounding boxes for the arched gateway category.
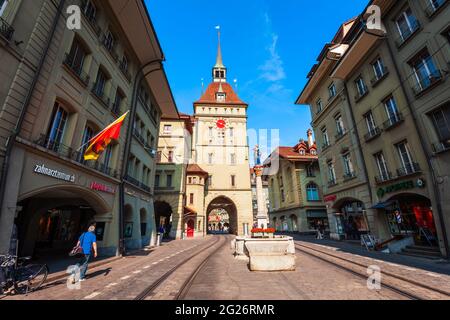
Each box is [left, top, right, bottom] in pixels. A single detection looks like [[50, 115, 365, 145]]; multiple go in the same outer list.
[[206, 196, 237, 235]]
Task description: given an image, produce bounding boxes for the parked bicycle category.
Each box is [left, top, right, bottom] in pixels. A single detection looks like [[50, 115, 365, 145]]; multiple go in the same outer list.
[[0, 255, 49, 295]]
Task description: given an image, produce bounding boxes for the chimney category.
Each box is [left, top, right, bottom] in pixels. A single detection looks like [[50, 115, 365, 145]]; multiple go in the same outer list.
[[307, 129, 313, 148]]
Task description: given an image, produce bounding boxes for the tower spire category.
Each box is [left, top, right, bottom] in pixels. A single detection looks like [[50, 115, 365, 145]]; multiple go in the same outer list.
[[212, 26, 227, 83]]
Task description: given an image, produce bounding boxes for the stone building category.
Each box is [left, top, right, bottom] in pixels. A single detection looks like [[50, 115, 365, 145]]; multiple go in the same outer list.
[[264, 130, 327, 233], [0, 0, 178, 257], [297, 0, 450, 256]]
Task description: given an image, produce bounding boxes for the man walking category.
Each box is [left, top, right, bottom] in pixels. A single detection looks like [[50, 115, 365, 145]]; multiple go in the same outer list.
[[76, 222, 97, 281]]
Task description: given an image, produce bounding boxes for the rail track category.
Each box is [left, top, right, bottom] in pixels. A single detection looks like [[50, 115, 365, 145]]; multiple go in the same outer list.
[[295, 242, 450, 300], [134, 235, 228, 300]]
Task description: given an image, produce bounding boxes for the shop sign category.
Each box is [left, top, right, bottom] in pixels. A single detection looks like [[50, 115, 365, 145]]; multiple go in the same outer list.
[[33, 164, 75, 183], [324, 195, 337, 203], [377, 179, 425, 198], [90, 181, 116, 194]]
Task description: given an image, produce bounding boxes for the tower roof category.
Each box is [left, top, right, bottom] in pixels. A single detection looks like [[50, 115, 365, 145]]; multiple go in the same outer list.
[[195, 82, 247, 105], [215, 30, 225, 68]]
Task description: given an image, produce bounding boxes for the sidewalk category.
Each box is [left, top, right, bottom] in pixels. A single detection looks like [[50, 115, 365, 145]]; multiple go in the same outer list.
[[286, 233, 450, 275]]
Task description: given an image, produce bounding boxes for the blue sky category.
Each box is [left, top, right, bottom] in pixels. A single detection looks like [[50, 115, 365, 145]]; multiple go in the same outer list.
[[145, 0, 368, 159]]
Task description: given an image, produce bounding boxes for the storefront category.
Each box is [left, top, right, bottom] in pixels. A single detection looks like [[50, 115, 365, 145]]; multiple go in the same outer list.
[[306, 210, 329, 231]]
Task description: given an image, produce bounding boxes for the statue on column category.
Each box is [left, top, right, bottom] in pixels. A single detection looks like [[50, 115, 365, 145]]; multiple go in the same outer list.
[[254, 145, 261, 166]]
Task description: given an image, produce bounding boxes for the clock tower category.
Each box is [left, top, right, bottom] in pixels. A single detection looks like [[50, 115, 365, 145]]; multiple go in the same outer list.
[[190, 31, 253, 236]]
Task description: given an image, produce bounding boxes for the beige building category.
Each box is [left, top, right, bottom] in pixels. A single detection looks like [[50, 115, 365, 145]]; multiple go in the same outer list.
[[264, 130, 327, 233], [297, 0, 449, 256], [0, 0, 177, 257]]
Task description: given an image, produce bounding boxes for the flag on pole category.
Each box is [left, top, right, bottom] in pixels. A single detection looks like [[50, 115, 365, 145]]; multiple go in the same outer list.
[[215, 25, 220, 30], [83, 111, 129, 161]]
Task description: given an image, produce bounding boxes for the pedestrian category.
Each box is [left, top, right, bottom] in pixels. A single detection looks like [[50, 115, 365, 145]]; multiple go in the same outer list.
[[158, 225, 165, 245], [76, 222, 98, 282], [316, 222, 323, 240]]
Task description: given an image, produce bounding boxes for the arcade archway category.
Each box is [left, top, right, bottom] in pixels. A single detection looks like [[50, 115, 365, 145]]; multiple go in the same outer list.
[[206, 196, 237, 235], [154, 201, 173, 228]]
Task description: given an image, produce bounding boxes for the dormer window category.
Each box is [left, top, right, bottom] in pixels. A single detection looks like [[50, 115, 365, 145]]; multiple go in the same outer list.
[[216, 92, 226, 102], [299, 149, 306, 155], [311, 150, 317, 155]]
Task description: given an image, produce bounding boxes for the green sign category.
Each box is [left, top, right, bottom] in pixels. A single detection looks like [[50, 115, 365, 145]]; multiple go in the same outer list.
[[377, 179, 425, 198]]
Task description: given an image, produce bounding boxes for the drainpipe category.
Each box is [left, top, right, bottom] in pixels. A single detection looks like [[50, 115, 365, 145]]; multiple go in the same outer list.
[[0, 0, 66, 224], [118, 59, 163, 256], [384, 39, 449, 258], [342, 83, 374, 221]]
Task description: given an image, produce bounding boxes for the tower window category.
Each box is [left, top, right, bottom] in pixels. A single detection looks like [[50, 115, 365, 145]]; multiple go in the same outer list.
[[216, 93, 226, 102]]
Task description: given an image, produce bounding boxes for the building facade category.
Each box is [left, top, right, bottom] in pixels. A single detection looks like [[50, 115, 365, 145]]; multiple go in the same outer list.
[[264, 130, 327, 233], [297, 0, 449, 256], [0, 0, 178, 257]]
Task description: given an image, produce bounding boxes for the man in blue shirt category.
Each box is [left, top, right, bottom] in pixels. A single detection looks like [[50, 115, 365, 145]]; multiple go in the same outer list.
[[76, 222, 98, 281]]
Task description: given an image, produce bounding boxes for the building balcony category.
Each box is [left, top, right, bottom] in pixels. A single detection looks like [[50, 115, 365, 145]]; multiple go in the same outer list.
[[328, 180, 338, 188], [370, 67, 389, 87], [383, 113, 404, 131], [0, 17, 14, 41], [411, 70, 443, 97], [395, 21, 421, 48], [432, 140, 450, 154], [343, 171, 357, 181], [375, 172, 394, 185], [91, 84, 111, 109], [124, 175, 151, 193], [396, 162, 421, 177], [364, 127, 382, 142], [35, 134, 119, 179], [425, 0, 448, 18], [63, 53, 90, 87]]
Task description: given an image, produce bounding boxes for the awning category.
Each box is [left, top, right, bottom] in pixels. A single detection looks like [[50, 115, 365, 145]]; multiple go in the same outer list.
[[371, 201, 393, 209], [184, 206, 197, 216], [306, 210, 328, 218]]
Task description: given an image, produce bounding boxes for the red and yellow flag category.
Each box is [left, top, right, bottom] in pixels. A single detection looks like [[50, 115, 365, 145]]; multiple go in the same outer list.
[[84, 111, 129, 161]]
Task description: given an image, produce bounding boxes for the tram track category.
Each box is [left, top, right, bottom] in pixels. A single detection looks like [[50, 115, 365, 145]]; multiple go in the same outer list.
[[294, 242, 450, 300], [134, 235, 227, 300]]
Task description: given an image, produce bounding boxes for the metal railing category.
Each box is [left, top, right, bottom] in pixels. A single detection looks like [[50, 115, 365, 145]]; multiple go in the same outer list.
[[364, 127, 382, 142], [63, 53, 90, 86], [335, 130, 346, 141], [119, 61, 131, 82], [35, 134, 118, 178], [375, 172, 393, 184], [0, 17, 14, 41], [412, 70, 442, 96], [124, 174, 151, 193], [91, 83, 110, 108], [425, 0, 447, 17], [100, 33, 119, 62], [328, 179, 338, 187], [396, 162, 421, 177], [432, 141, 450, 153], [383, 112, 404, 130], [354, 84, 368, 102], [343, 171, 357, 181]]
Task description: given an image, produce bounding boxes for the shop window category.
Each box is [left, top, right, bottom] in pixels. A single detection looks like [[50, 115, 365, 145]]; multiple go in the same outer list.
[[46, 102, 69, 151]]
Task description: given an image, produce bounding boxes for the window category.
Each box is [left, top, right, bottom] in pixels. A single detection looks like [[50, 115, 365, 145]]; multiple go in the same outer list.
[[93, 68, 107, 97], [120, 55, 128, 73], [155, 174, 160, 187], [82, 0, 96, 22], [208, 153, 213, 164], [78, 125, 94, 162], [395, 8, 419, 42], [327, 162, 336, 184], [166, 174, 173, 187], [208, 175, 212, 186], [163, 125, 172, 135], [0, 0, 8, 17], [306, 183, 320, 201], [229, 127, 234, 138], [280, 189, 285, 202], [316, 99, 323, 114], [321, 127, 330, 147], [189, 193, 194, 205], [113, 89, 124, 115], [372, 58, 386, 81], [384, 96, 400, 123], [355, 77, 367, 97], [396, 141, 414, 175], [430, 104, 450, 150], [208, 127, 213, 139], [409, 49, 440, 93], [365, 111, 378, 136], [168, 150, 174, 163], [306, 166, 315, 177], [443, 27, 450, 44], [231, 175, 236, 187], [67, 38, 87, 76], [374, 152, 389, 181], [328, 83, 337, 100], [335, 114, 345, 136], [342, 153, 354, 177], [217, 130, 225, 144], [426, 0, 446, 15], [156, 151, 162, 162], [230, 153, 236, 165], [103, 30, 115, 52], [216, 93, 226, 102], [47, 103, 68, 148], [299, 148, 305, 156]]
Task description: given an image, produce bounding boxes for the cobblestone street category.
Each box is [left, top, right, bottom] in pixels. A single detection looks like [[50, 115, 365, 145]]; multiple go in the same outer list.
[[2, 235, 449, 300]]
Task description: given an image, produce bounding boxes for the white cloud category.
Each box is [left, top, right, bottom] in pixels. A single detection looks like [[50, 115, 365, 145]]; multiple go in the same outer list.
[[259, 34, 286, 82]]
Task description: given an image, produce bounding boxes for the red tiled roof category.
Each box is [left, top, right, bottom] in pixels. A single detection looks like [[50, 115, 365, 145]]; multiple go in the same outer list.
[[265, 146, 318, 163], [195, 82, 247, 105], [187, 164, 209, 176]]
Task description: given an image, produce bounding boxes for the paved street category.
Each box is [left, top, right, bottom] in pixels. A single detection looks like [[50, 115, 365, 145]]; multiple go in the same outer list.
[[3, 235, 449, 300]]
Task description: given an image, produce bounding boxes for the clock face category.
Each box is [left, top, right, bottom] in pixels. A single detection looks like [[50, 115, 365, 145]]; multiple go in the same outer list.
[[216, 119, 226, 129]]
